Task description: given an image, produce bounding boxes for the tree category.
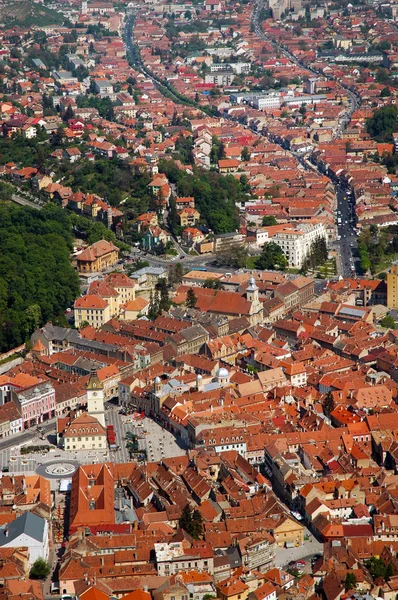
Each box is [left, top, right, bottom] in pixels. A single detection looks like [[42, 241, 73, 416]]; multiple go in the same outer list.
[[256, 242, 287, 270], [186, 288, 197, 308], [156, 278, 171, 313], [345, 572, 357, 592], [380, 87, 391, 97], [381, 314, 395, 329], [170, 262, 184, 285], [178, 505, 203, 540], [322, 391, 335, 417], [262, 216, 277, 226], [191, 509, 204, 539], [148, 290, 160, 321], [203, 278, 223, 289], [241, 146, 251, 161], [0, 205, 80, 352], [366, 105, 398, 142], [30, 558, 51, 580], [179, 504, 191, 532], [366, 556, 394, 581]]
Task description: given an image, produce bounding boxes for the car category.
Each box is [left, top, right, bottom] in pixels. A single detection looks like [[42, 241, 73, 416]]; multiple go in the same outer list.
[[297, 560, 306, 566]]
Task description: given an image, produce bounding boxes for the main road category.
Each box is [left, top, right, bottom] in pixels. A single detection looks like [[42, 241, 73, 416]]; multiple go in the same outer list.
[[125, 2, 357, 278], [251, 0, 359, 128]]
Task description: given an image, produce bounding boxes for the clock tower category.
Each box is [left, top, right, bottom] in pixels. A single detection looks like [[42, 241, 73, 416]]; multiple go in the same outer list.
[[86, 368, 105, 427]]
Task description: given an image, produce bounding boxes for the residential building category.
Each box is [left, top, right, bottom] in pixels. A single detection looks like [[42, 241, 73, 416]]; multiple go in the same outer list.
[[0, 513, 49, 566], [12, 382, 55, 429], [76, 240, 119, 273]]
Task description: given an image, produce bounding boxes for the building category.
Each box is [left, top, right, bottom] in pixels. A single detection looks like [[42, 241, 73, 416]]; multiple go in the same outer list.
[[74, 294, 111, 329], [69, 463, 115, 533], [63, 412, 107, 451], [213, 232, 245, 253], [86, 369, 105, 427], [76, 240, 119, 273], [178, 207, 200, 227], [94, 79, 114, 97], [155, 541, 214, 576], [12, 382, 55, 429], [0, 513, 49, 566], [74, 273, 137, 328], [387, 264, 398, 309], [269, 222, 327, 269]]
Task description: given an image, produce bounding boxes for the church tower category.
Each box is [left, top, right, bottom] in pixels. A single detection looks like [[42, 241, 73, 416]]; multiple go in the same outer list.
[[246, 275, 259, 305], [86, 368, 105, 427]]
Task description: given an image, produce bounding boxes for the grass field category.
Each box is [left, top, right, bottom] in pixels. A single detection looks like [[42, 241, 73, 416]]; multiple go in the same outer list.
[[1, 1, 64, 26]]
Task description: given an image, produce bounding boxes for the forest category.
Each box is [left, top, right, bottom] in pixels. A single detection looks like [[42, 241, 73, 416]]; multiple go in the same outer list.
[[0, 204, 80, 352], [159, 159, 241, 233]]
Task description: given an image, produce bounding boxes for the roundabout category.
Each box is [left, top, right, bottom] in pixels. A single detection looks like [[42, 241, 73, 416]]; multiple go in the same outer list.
[[36, 459, 81, 480]]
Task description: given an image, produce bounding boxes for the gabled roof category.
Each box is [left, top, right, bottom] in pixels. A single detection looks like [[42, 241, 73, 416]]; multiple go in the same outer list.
[[0, 512, 45, 545]]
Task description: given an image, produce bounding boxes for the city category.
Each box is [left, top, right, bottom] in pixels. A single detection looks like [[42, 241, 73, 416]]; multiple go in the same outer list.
[[2, 0, 398, 600]]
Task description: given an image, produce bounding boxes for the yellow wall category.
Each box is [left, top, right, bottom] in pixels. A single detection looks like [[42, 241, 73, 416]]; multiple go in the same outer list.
[[387, 265, 398, 309]]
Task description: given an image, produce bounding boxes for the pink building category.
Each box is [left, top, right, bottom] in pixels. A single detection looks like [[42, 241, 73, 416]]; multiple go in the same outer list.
[[13, 382, 56, 429]]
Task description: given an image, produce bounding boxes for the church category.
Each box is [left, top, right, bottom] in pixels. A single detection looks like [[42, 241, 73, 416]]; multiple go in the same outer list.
[[175, 276, 263, 326]]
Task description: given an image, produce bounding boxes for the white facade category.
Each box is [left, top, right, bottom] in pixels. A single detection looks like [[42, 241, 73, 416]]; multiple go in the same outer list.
[[86, 373, 105, 427], [272, 222, 327, 268], [252, 93, 281, 109]]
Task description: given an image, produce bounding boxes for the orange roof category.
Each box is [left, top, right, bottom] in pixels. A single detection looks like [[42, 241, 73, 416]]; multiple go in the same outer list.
[[75, 295, 108, 309], [81, 587, 110, 600]]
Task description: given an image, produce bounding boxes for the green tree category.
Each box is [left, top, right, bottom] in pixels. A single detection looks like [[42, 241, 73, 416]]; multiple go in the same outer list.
[[178, 505, 203, 540], [186, 288, 197, 308], [256, 242, 287, 270], [366, 556, 394, 581], [0, 205, 80, 352], [156, 278, 171, 313], [148, 290, 160, 320], [345, 572, 357, 592], [261, 216, 278, 226], [366, 105, 398, 142], [168, 195, 179, 236], [322, 391, 335, 417], [241, 146, 251, 161], [170, 262, 184, 285], [216, 244, 249, 268], [380, 87, 391, 97], [203, 278, 223, 289], [191, 509, 204, 539], [30, 558, 51, 580], [381, 314, 395, 329]]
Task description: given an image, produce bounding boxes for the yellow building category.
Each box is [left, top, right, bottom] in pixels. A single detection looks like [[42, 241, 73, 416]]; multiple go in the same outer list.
[[178, 207, 200, 227], [74, 273, 137, 328], [273, 516, 305, 547], [387, 264, 398, 309], [76, 240, 119, 273], [63, 412, 107, 451], [74, 294, 111, 328]]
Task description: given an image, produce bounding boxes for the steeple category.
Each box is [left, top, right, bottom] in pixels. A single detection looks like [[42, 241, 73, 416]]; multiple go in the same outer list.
[[86, 367, 105, 427], [246, 274, 259, 305]]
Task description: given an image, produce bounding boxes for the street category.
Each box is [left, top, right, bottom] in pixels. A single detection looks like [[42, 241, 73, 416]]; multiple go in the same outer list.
[[334, 184, 358, 278]]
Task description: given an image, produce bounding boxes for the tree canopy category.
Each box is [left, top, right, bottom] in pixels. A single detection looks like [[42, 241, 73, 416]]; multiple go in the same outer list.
[[29, 558, 51, 580], [257, 242, 287, 270], [366, 105, 398, 142], [178, 504, 204, 539], [159, 160, 241, 233], [0, 204, 80, 352]]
